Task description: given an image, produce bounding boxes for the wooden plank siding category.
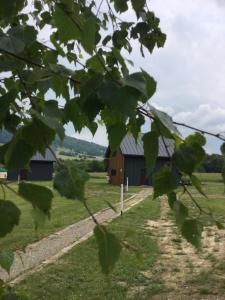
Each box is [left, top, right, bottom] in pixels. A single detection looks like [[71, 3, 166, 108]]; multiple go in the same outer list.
[[107, 150, 124, 185]]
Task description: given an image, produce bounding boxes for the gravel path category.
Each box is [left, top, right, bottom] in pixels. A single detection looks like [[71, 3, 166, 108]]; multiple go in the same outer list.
[[0, 188, 152, 284]]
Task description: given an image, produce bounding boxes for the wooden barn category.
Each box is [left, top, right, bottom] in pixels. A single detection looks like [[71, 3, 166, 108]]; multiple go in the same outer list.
[[7, 149, 56, 181], [105, 134, 179, 186]]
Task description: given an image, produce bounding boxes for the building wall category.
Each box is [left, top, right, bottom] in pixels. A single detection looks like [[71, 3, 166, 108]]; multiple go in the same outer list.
[[107, 150, 124, 185], [7, 161, 54, 181], [124, 156, 179, 186], [28, 161, 54, 181], [124, 156, 147, 186]]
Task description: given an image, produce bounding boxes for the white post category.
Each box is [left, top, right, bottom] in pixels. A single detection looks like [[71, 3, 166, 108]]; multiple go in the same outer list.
[[126, 177, 129, 192], [17, 174, 20, 184], [120, 184, 124, 215]]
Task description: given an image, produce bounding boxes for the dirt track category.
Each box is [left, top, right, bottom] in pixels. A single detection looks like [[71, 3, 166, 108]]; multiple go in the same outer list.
[[147, 197, 225, 299]]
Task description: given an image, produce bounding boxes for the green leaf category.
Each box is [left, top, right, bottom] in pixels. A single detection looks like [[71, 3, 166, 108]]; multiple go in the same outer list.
[[190, 174, 206, 197], [0, 200, 21, 238], [185, 132, 206, 147], [0, 90, 17, 122], [128, 114, 145, 139], [173, 200, 189, 225], [0, 0, 16, 19], [107, 123, 127, 153], [53, 5, 80, 42], [153, 166, 178, 198], [18, 182, 54, 217], [121, 71, 156, 99], [8, 25, 37, 46], [64, 98, 87, 132], [4, 138, 34, 171], [142, 131, 158, 176], [98, 80, 140, 114], [53, 162, 89, 200], [181, 219, 203, 249], [86, 55, 105, 73], [220, 142, 225, 156], [172, 143, 205, 175], [0, 250, 14, 274], [0, 35, 25, 54], [81, 18, 97, 54], [0, 143, 9, 164], [112, 0, 128, 12], [94, 225, 121, 275], [142, 69, 157, 99], [21, 118, 55, 156], [167, 192, 176, 209], [150, 106, 180, 137], [131, 0, 145, 12]]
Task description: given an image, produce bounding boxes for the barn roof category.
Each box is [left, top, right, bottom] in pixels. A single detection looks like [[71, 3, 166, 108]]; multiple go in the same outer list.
[[31, 149, 56, 162], [120, 134, 174, 158]]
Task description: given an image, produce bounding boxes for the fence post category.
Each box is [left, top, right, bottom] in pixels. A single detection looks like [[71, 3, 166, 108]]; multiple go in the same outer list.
[[120, 184, 124, 215], [17, 174, 20, 184], [126, 177, 129, 192]]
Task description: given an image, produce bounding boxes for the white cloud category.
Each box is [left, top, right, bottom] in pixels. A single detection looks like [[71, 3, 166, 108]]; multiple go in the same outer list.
[[65, 0, 225, 153]]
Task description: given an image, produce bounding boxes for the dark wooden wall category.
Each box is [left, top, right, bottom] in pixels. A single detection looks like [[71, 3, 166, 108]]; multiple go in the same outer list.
[[124, 156, 179, 186], [7, 161, 54, 181]]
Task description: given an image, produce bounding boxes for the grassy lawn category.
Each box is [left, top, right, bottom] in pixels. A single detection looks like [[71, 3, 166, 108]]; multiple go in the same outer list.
[[179, 173, 225, 224], [194, 172, 223, 183], [0, 173, 141, 252], [16, 196, 163, 300], [7, 172, 225, 299]]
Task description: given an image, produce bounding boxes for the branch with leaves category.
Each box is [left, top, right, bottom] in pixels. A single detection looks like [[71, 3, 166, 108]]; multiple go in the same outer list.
[[0, 1, 225, 297]]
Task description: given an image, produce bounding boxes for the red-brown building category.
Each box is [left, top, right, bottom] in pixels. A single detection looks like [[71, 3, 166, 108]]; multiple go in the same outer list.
[[105, 134, 177, 186]]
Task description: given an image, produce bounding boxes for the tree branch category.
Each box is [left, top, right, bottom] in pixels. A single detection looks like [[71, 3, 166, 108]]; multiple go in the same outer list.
[[0, 48, 80, 85], [138, 106, 225, 143]]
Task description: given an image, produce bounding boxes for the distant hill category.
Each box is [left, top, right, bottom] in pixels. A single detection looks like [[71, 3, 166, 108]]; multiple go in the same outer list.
[[0, 130, 106, 157]]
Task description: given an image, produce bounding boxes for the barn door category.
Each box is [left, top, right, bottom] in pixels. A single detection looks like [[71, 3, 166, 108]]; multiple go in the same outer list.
[[140, 168, 147, 185]]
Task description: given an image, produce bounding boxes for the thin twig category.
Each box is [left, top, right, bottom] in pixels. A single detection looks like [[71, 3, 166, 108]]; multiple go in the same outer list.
[[83, 199, 99, 225], [138, 106, 225, 143], [0, 48, 80, 85]]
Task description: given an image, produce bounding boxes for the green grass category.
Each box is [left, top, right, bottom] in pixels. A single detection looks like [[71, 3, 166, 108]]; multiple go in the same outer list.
[[0, 173, 141, 251], [194, 172, 223, 183], [178, 173, 225, 225], [8, 172, 225, 298], [16, 197, 163, 300]]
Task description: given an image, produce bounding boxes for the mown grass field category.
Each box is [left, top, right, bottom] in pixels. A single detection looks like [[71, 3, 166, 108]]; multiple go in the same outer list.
[[5, 173, 225, 299], [0, 173, 140, 251], [16, 196, 162, 300]]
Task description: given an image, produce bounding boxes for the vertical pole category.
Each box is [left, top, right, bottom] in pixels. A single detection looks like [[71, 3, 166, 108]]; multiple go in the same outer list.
[[18, 174, 20, 184], [120, 184, 124, 215], [126, 177, 129, 192]]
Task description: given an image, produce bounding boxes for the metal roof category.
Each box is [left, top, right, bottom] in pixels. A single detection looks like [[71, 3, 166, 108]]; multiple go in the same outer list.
[[120, 134, 174, 158], [31, 149, 56, 162]]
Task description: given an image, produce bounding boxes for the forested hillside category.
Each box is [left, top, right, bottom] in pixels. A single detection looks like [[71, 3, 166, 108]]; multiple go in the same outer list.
[[0, 130, 106, 157]]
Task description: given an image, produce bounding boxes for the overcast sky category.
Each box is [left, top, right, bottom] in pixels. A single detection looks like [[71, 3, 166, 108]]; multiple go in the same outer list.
[[66, 0, 225, 154]]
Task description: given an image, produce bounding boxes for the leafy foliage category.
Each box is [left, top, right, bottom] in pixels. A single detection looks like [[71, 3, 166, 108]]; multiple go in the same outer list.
[[0, 200, 21, 238], [0, 0, 223, 280], [94, 225, 121, 275], [18, 183, 54, 217], [142, 131, 158, 176], [181, 219, 203, 249], [153, 166, 178, 199], [53, 162, 89, 200], [0, 250, 14, 274]]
